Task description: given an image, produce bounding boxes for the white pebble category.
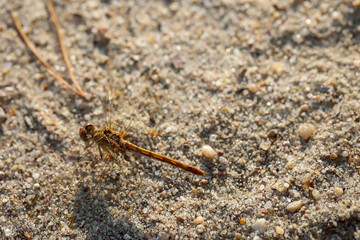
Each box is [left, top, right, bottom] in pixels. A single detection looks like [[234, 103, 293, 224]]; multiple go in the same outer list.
[[259, 141, 271, 151], [201, 145, 217, 159], [194, 216, 204, 224], [264, 201, 272, 209], [124, 234, 132, 240], [334, 187, 343, 197], [286, 200, 302, 213], [219, 156, 227, 165], [298, 123, 315, 141], [32, 172, 40, 180], [196, 224, 205, 233], [341, 151, 349, 158], [159, 232, 170, 240], [312, 189, 322, 200], [275, 226, 284, 235], [4, 228, 12, 237], [252, 218, 268, 233]]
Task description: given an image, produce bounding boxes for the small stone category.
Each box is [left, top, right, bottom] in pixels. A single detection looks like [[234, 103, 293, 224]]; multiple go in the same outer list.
[[272, 62, 284, 73], [285, 157, 296, 169], [275, 226, 284, 235], [239, 218, 246, 225], [252, 218, 268, 233], [300, 173, 312, 185], [24, 116, 34, 129], [248, 83, 259, 93], [334, 187, 343, 197], [329, 153, 338, 160], [194, 216, 204, 224], [264, 201, 272, 209], [200, 179, 208, 184], [286, 200, 302, 213], [201, 145, 217, 159], [314, 115, 321, 121], [176, 215, 185, 222], [267, 129, 278, 138], [24, 232, 31, 239], [196, 224, 205, 233], [0, 107, 6, 123], [159, 233, 170, 240], [0, 171, 6, 180], [331, 11, 341, 21], [4, 228, 12, 237], [300, 104, 310, 112], [260, 141, 271, 151], [219, 156, 228, 165], [341, 151, 349, 158], [32, 172, 40, 180], [298, 123, 315, 141], [354, 0, 360, 7], [312, 189, 322, 200]]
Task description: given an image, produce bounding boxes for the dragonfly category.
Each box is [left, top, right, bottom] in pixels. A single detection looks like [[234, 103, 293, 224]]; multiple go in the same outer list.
[[79, 121, 206, 176]]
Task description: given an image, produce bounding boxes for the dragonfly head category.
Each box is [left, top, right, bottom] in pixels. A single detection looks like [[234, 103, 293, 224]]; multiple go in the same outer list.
[[79, 123, 95, 142]]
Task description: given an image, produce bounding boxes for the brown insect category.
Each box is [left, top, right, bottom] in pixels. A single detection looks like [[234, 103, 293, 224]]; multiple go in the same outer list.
[[79, 123, 206, 176]]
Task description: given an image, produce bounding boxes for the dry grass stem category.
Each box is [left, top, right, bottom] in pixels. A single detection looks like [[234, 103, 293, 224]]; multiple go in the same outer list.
[[8, 8, 85, 98], [46, 0, 85, 96]]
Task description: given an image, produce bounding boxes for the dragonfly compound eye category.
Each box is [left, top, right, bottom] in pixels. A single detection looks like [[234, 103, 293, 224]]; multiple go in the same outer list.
[[85, 123, 95, 134], [79, 127, 89, 142]]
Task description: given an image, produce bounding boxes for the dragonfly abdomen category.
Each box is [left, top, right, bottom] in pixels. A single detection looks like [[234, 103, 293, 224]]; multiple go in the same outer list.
[[122, 140, 206, 176]]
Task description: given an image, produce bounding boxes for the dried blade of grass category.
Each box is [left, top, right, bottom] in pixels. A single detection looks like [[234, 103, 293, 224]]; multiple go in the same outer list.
[[8, 8, 85, 98], [46, 0, 85, 96]]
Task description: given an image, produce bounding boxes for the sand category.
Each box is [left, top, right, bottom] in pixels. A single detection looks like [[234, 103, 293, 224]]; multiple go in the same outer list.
[[1, 0, 360, 239]]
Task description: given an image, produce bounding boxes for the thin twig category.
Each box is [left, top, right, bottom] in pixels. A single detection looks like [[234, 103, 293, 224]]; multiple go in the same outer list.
[[8, 8, 85, 98], [46, 0, 85, 96]]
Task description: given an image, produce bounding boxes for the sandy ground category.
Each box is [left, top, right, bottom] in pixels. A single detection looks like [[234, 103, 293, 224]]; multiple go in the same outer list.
[[1, 0, 360, 239]]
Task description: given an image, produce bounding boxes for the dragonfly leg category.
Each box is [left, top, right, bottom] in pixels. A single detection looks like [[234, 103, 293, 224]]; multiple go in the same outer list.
[[98, 145, 103, 160]]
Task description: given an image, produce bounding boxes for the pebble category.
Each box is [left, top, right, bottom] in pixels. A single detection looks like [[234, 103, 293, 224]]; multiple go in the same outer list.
[[252, 218, 268, 233], [329, 153, 339, 160], [300, 104, 310, 112], [248, 83, 259, 93], [272, 62, 284, 73], [354, 0, 360, 7], [267, 129, 278, 138], [286, 200, 302, 213], [219, 156, 228, 165], [0, 171, 6, 180], [159, 232, 170, 240], [264, 201, 272, 209], [32, 172, 40, 180], [201, 145, 217, 159], [4, 228, 12, 237], [275, 226, 284, 235], [196, 224, 205, 233], [194, 216, 204, 224], [0, 107, 6, 123], [312, 189, 322, 200], [334, 187, 343, 197], [341, 151, 349, 158], [200, 179, 208, 184], [301, 173, 312, 185], [298, 123, 315, 141], [285, 156, 296, 169], [259, 141, 271, 151]]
